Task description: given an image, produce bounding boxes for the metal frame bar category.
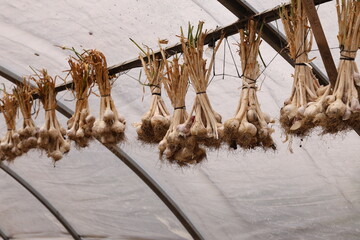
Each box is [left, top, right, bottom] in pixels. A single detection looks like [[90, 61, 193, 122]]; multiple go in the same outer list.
[[0, 163, 82, 240], [301, 0, 337, 86], [50, 0, 331, 94], [0, 66, 204, 240], [0, 228, 9, 240]]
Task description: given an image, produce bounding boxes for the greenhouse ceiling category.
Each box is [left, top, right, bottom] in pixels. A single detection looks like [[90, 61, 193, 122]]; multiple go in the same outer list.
[[0, 0, 359, 240]]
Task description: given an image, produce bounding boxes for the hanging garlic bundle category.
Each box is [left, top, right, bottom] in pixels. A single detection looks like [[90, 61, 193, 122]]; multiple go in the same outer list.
[[33, 69, 70, 161], [158, 49, 206, 166], [13, 79, 39, 153], [134, 46, 170, 143], [181, 22, 224, 148], [90, 50, 126, 145], [0, 90, 21, 161], [279, 0, 324, 136], [66, 51, 96, 147], [224, 20, 276, 150], [312, 0, 360, 133]]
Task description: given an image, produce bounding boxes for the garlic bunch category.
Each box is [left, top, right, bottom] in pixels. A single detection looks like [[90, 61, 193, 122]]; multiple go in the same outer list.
[[181, 22, 224, 148], [66, 52, 95, 147], [0, 91, 21, 161], [13, 80, 39, 153], [224, 20, 275, 150], [159, 49, 206, 166], [134, 46, 170, 143], [88, 50, 126, 144], [33, 69, 70, 161], [279, 0, 323, 136], [322, 0, 360, 133]]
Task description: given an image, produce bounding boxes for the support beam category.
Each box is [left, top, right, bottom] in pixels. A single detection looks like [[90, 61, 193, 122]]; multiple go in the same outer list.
[[301, 0, 338, 86], [217, 0, 330, 85], [0, 163, 82, 240], [51, 0, 331, 93], [0, 66, 204, 240], [0, 228, 9, 240]]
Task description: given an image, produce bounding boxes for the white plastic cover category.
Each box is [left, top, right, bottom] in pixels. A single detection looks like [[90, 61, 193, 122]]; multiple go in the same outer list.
[[1, 0, 360, 239]]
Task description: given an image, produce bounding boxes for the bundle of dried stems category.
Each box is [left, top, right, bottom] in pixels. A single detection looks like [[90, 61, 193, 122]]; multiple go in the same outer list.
[[158, 48, 206, 166], [66, 50, 96, 147], [280, 0, 325, 136], [134, 45, 170, 143], [13, 79, 39, 153], [32, 70, 70, 161], [224, 20, 276, 150], [309, 0, 360, 133], [90, 50, 126, 144], [0, 90, 21, 161], [181, 22, 224, 148]]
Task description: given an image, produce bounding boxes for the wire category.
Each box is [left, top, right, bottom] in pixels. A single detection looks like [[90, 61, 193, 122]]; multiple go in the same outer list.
[[222, 38, 226, 79], [226, 38, 241, 78]]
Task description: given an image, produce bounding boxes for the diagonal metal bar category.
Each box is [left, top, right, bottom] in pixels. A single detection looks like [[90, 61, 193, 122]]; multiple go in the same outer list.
[[0, 228, 9, 240], [217, 0, 330, 85], [301, 0, 337, 86], [0, 66, 204, 240], [0, 163, 82, 240], [51, 0, 331, 94]]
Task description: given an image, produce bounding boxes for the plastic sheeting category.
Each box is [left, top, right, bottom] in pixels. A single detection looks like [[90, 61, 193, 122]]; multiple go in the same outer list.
[[1, 0, 360, 239]]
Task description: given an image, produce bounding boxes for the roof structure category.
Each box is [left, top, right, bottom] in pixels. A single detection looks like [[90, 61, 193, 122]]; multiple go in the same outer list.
[[0, 0, 360, 240]]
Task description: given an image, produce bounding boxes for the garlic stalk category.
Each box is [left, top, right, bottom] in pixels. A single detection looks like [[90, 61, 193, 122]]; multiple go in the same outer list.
[[13, 78, 39, 153], [134, 45, 170, 143], [279, 0, 323, 136], [181, 21, 224, 148], [0, 90, 21, 161], [90, 50, 126, 144], [67, 51, 96, 147], [33, 69, 70, 161], [224, 20, 276, 150]]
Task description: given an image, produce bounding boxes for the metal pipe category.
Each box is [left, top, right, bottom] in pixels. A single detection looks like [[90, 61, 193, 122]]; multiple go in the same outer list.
[[0, 228, 9, 240], [0, 163, 82, 240]]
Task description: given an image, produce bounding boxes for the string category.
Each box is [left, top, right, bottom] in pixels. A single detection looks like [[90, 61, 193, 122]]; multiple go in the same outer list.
[[222, 38, 226, 80]]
